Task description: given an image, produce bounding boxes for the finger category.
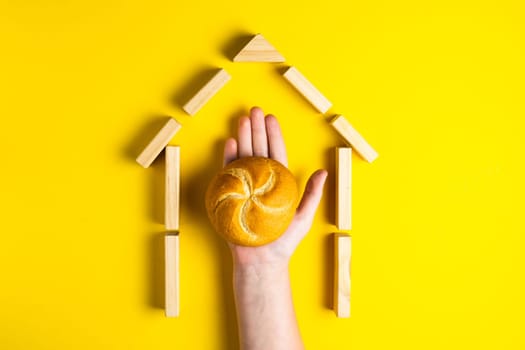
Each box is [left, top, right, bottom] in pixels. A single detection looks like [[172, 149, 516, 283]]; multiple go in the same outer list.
[[238, 116, 253, 158], [295, 170, 328, 221], [279, 170, 328, 252], [223, 138, 238, 166], [250, 107, 269, 157], [265, 114, 288, 167]]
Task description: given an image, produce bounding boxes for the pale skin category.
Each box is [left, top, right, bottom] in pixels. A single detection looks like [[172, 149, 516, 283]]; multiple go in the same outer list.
[[222, 106, 328, 350]]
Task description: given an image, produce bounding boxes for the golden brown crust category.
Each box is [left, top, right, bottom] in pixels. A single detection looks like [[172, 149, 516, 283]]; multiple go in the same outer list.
[[205, 157, 298, 246]]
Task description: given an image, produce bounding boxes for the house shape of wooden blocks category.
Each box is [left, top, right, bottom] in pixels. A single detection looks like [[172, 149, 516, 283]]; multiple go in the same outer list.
[[133, 33, 380, 318]]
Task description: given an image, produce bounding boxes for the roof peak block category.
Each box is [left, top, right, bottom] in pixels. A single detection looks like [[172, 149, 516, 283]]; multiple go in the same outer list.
[[233, 34, 285, 62]]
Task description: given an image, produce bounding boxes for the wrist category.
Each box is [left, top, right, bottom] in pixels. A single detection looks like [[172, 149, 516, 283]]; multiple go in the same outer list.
[[229, 242, 292, 269], [233, 261, 289, 283]]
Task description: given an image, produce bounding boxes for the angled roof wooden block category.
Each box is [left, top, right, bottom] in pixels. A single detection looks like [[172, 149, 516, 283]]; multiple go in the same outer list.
[[283, 66, 333, 113], [233, 34, 285, 62], [136, 118, 181, 168], [183, 69, 231, 116], [330, 115, 378, 163]]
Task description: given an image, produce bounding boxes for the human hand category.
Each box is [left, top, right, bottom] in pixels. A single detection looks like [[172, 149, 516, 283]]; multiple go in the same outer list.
[[223, 107, 327, 268]]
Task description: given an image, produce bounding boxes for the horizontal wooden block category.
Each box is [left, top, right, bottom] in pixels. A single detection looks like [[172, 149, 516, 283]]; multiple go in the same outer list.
[[336, 147, 352, 230], [334, 233, 351, 318], [283, 66, 332, 113], [165, 146, 180, 231], [136, 118, 181, 168], [165, 233, 180, 317], [330, 115, 378, 163], [182, 69, 231, 116], [233, 34, 285, 62]]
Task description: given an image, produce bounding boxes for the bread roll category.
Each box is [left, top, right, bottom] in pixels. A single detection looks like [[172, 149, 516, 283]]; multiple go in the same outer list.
[[205, 157, 298, 247]]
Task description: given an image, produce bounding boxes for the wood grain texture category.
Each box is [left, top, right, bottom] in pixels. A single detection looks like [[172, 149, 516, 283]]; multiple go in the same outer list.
[[330, 115, 378, 163], [282, 66, 332, 113], [334, 233, 351, 318], [336, 147, 352, 230], [165, 234, 180, 317], [233, 34, 285, 62], [182, 69, 231, 116], [165, 146, 180, 231], [136, 118, 181, 168]]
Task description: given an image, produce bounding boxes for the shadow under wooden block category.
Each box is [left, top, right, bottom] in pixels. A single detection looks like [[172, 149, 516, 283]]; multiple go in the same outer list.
[[221, 32, 258, 61], [181, 139, 224, 223], [147, 232, 165, 310], [149, 151, 165, 225], [324, 147, 337, 225], [323, 233, 335, 309]]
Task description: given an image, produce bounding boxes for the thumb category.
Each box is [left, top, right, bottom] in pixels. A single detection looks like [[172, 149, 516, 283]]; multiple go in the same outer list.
[[276, 169, 328, 255], [296, 169, 328, 223]]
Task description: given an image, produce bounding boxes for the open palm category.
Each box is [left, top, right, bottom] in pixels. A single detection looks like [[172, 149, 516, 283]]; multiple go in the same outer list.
[[223, 107, 327, 266]]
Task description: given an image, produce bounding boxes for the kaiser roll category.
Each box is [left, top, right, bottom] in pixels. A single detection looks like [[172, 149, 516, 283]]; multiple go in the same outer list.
[[205, 156, 298, 247]]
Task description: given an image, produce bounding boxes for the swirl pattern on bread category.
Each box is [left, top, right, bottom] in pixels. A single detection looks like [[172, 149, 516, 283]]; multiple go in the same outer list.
[[205, 157, 298, 246]]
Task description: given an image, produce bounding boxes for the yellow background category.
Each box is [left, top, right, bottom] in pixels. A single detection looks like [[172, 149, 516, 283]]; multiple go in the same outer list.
[[1, 0, 524, 349]]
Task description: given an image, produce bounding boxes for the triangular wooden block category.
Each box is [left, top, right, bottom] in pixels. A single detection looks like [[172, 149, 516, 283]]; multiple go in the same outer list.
[[233, 34, 285, 62]]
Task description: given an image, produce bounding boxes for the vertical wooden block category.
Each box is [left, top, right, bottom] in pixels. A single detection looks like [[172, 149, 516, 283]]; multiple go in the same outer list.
[[330, 115, 378, 163], [165, 146, 180, 231], [165, 233, 180, 317], [282, 66, 332, 113], [182, 69, 231, 116], [233, 34, 285, 62], [334, 233, 351, 318], [336, 147, 352, 230], [136, 118, 181, 168]]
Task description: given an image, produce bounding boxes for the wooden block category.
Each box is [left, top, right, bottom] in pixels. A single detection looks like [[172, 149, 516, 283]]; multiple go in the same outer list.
[[330, 115, 379, 163], [165, 146, 180, 231], [336, 147, 352, 230], [165, 233, 180, 317], [136, 118, 181, 168], [334, 233, 351, 318], [233, 34, 285, 62], [282, 66, 332, 113], [182, 69, 231, 116]]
